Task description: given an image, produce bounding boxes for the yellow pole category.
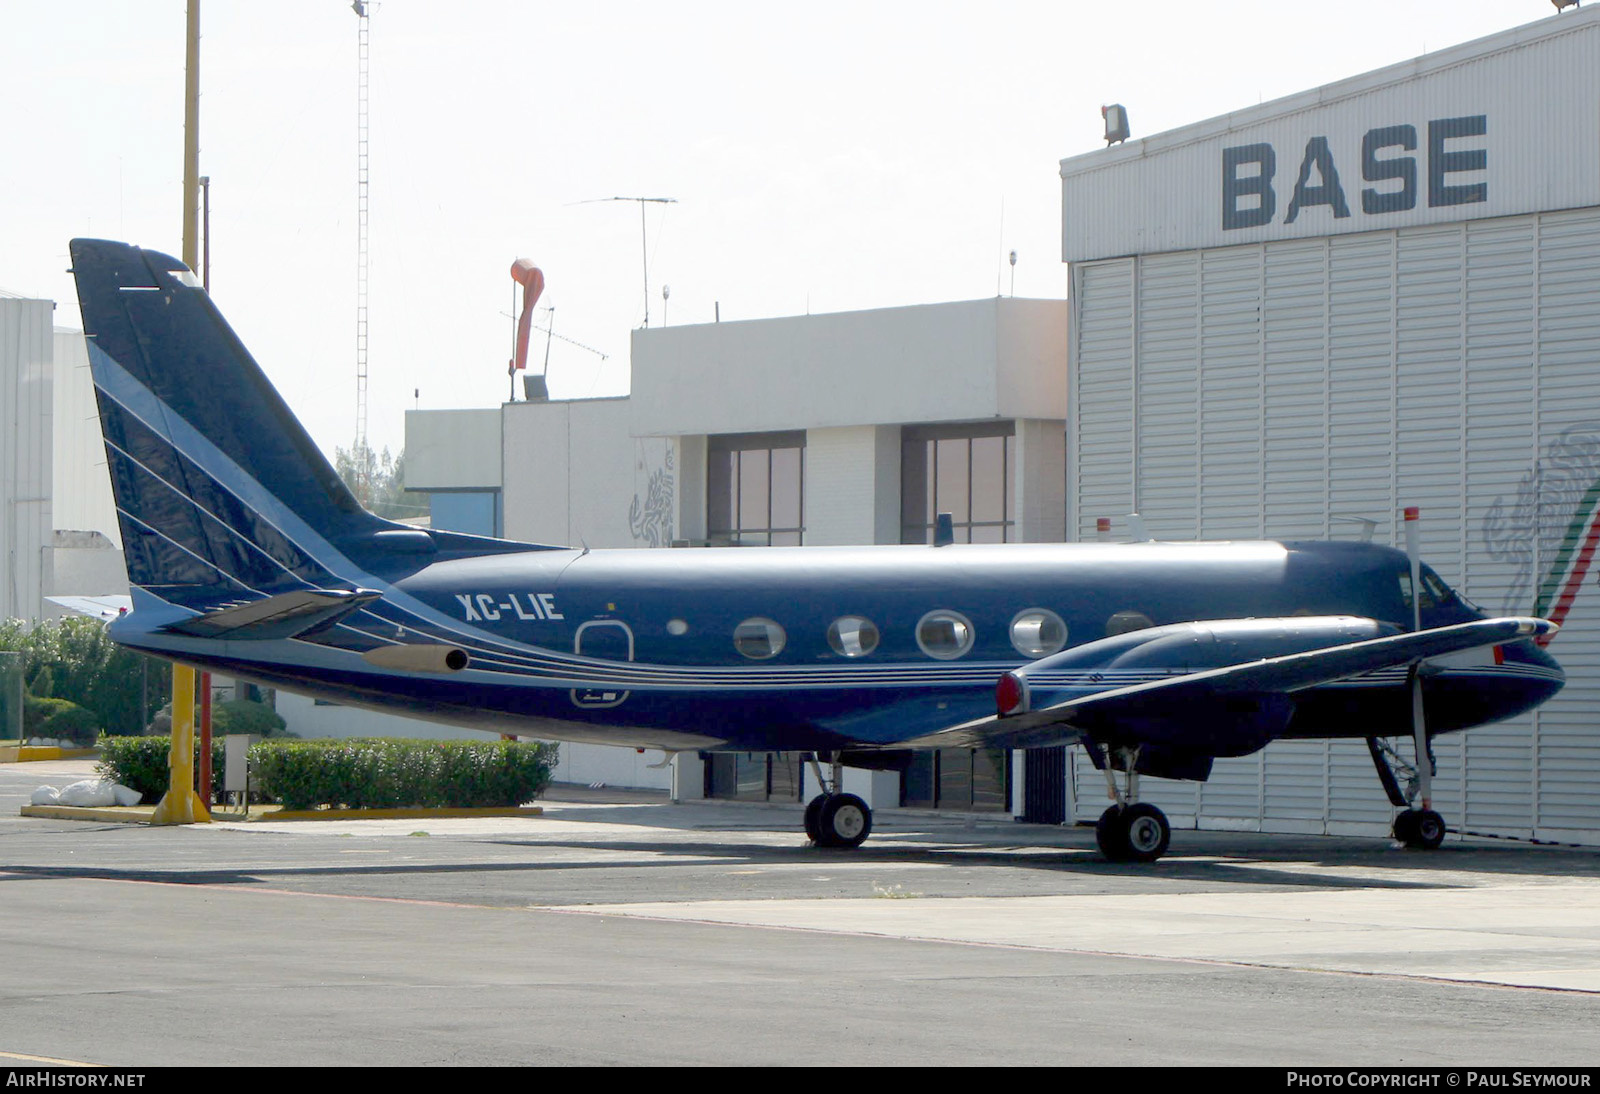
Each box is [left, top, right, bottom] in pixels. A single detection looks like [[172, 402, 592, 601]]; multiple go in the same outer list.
[[153, 1, 211, 825], [151, 665, 210, 824]]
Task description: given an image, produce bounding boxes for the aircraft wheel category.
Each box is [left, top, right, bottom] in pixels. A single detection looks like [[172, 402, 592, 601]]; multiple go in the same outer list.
[[816, 793, 872, 849], [803, 794, 826, 844], [1398, 808, 1446, 850], [1095, 806, 1131, 861], [1121, 803, 1171, 862]]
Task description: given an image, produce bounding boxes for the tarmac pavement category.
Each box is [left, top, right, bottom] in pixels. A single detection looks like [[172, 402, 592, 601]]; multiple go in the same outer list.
[[3, 758, 1599, 1066]]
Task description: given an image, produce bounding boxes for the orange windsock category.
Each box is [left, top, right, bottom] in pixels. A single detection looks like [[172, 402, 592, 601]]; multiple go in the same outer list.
[[510, 259, 545, 371]]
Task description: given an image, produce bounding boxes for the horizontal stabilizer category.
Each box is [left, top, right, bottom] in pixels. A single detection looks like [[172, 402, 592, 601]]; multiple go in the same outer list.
[[163, 588, 381, 640]]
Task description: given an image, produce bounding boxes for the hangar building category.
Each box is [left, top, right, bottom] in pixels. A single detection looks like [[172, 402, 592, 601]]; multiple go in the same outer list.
[[1058, 9, 1600, 842]]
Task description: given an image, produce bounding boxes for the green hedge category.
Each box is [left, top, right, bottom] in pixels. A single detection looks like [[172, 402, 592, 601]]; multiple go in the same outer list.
[[98, 736, 556, 810], [250, 739, 556, 811], [98, 736, 225, 802]]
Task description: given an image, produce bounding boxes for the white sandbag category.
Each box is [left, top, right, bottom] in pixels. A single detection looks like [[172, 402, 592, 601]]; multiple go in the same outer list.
[[112, 784, 143, 807], [57, 779, 120, 807], [29, 786, 60, 806]]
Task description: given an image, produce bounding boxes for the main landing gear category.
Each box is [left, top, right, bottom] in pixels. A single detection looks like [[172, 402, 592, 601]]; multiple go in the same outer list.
[[1095, 745, 1172, 863], [1367, 736, 1447, 850], [802, 754, 872, 849]]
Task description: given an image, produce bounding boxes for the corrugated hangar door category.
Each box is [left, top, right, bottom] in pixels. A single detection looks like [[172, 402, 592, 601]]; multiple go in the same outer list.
[[1067, 209, 1600, 843]]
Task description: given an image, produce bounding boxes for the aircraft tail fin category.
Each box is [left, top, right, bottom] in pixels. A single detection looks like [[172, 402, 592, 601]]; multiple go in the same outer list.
[[70, 239, 386, 605]]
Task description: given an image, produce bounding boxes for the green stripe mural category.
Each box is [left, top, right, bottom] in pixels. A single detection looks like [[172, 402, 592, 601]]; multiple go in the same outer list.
[[1483, 423, 1600, 633]]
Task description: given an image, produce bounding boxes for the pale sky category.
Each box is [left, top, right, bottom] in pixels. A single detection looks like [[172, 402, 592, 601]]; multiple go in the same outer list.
[[1, 1, 1558, 460]]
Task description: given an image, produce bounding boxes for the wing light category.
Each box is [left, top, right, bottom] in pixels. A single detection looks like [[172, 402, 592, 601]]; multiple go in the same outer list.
[[996, 671, 1029, 716]]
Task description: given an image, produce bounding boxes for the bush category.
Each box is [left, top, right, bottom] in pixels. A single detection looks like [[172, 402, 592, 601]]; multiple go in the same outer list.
[[211, 699, 292, 738], [42, 704, 102, 748], [98, 735, 227, 802], [98, 736, 557, 811], [250, 738, 556, 811], [0, 617, 170, 736], [148, 697, 294, 739], [24, 696, 77, 737]]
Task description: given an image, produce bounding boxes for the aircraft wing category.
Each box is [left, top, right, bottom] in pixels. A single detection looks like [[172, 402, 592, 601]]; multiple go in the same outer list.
[[902, 616, 1557, 752]]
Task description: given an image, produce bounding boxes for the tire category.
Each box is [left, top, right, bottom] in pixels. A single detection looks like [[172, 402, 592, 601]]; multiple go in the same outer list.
[[1392, 810, 1419, 844], [1121, 803, 1171, 862], [1096, 806, 1131, 861], [816, 793, 872, 849], [1409, 809, 1447, 850], [803, 794, 826, 844]]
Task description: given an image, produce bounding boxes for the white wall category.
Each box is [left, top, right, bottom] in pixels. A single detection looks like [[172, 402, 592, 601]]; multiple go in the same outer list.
[[802, 424, 900, 545], [51, 329, 119, 547], [405, 408, 503, 490], [2, 299, 54, 623], [44, 530, 125, 619], [631, 297, 1068, 438], [501, 396, 673, 549], [1060, 8, 1600, 262], [1014, 418, 1066, 544]]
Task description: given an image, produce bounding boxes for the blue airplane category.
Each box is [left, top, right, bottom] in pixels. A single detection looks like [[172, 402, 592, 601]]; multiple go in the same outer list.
[[70, 239, 1565, 862]]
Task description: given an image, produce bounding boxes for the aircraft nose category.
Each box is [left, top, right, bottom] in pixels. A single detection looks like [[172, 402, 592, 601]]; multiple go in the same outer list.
[[1505, 638, 1565, 704]]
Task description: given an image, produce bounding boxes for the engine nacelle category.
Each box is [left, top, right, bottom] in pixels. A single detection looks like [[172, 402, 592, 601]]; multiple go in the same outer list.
[[361, 644, 469, 673]]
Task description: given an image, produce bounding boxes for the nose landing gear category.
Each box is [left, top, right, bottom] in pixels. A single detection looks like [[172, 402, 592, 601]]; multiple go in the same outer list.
[[1367, 735, 1448, 850]]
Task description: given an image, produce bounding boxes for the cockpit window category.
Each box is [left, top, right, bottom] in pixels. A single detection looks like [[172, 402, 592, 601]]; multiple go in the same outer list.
[[1398, 566, 1456, 616]]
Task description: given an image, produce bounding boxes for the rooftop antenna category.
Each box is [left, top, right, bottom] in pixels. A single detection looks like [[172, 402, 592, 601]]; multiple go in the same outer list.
[[1008, 250, 1017, 297], [571, 196, 677, 326]]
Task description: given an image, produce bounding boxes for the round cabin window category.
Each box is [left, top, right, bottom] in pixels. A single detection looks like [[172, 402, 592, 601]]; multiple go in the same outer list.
[[827, 615, 880, 658], [1010, 608, 1068, 658], [916, 609, 975, 660], [733, 617, 786, 660]]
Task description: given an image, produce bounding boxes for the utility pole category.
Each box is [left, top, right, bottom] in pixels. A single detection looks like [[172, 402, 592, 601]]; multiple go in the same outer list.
[[157, 0, 211, 826], [353, 1, 372, 498], [181, 1, 200, 272]]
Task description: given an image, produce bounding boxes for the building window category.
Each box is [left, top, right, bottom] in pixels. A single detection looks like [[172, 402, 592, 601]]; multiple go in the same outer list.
[[901, 422, 1015, 544], [706, 752, 803, 803], [429, 490, 502, 537], [708, 432, 805, 546], [903, 748, 1010, 812]]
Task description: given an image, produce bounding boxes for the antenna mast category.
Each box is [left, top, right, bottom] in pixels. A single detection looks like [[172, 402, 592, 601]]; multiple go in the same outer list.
[[572, 196, 676, 326], [353, 1, 372, 495]]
